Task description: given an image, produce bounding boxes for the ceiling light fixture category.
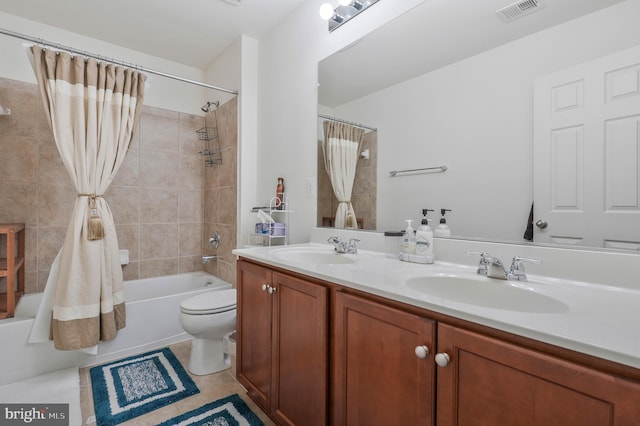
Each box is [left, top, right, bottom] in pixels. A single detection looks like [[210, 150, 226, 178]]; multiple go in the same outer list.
[[319, 0, 380, 32]]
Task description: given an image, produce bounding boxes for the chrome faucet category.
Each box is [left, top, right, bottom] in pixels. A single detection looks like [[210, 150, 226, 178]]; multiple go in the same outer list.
[[208, 231, 220, 249], [467, 252, 540, 281], [202, 255, 218, 264], [327, 236, 361, 254]]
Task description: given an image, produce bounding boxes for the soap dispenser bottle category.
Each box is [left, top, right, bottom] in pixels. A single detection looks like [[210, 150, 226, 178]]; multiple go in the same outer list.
[[415, 209, 434, 263], [400, 219, 416, 259], [434, 209, 452, 238]]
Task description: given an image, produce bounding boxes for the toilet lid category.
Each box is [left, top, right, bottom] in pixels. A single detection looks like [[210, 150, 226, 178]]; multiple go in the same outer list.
[[180, 289, 237, 315]]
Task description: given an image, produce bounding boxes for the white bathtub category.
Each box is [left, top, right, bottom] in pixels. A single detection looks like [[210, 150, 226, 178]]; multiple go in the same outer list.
[[0, 272, 232, 386]]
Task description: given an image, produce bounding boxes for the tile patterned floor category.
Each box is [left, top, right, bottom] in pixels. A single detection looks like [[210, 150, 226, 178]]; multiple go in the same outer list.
[[79, 340, 276, 425]]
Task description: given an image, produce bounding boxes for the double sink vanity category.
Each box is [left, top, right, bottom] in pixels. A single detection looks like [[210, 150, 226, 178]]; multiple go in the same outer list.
[[232, 228, 640, 425]]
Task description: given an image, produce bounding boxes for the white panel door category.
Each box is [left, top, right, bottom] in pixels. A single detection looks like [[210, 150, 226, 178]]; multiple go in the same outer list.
[[534, 45, 640, 249]]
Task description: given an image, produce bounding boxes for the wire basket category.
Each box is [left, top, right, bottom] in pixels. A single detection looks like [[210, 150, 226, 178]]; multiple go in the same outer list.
[[196, 108, 222, 166], [196, 126, 219, 141]]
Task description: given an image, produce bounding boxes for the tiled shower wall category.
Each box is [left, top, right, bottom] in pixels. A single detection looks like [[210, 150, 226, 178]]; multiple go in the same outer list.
[[0, 77, 238, 293]]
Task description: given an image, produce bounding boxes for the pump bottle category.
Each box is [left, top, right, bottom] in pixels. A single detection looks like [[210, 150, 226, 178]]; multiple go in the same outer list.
[[434, 209, 452, 238], [415, 209, 434, 263], [400, 219, 416, 258]]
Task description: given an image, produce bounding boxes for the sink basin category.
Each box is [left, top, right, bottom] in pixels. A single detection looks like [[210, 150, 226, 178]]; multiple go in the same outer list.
[[271, 247, 357, 265], [406, 275, 569, 313]]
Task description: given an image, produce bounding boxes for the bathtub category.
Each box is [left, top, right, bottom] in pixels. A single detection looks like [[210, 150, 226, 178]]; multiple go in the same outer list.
[[0, 272, 232, 386]]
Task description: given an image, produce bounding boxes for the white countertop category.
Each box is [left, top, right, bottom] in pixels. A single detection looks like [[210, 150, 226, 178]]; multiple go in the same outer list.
[[233, 242, 640, 371]]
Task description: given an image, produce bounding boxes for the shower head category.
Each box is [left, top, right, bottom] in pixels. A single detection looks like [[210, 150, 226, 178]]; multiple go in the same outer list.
[[201, 101, 220, 113]]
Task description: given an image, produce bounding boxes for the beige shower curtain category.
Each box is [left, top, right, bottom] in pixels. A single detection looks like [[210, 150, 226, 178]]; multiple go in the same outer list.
[[30, 47, 146, 350], [322, 121, 364, 229]]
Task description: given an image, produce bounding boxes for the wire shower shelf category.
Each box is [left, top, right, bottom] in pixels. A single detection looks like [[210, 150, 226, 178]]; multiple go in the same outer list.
[[197, 110, 222, 166]]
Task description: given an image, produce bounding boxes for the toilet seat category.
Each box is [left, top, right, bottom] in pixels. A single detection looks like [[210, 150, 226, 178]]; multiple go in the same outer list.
[[180, 289, 237, 315]]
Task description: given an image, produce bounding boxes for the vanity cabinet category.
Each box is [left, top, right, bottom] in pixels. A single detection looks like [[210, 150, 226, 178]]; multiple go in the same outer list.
[[237, 258, 640, 426], [333, 291, 436, 425], [237, 260, 328, 426], [435, 323, 640, 425]]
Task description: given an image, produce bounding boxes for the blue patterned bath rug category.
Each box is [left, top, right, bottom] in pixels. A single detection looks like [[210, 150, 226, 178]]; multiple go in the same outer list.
[[90, 347, 199, 426], [157, 394, 264, 426]]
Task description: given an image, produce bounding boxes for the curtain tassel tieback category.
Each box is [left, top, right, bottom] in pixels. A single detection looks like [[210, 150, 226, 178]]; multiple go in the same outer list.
[[78, 193, 105, 241]]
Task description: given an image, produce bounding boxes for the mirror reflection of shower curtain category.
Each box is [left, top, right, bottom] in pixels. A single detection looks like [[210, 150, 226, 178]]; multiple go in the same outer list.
[[322, 121, 364, 229]]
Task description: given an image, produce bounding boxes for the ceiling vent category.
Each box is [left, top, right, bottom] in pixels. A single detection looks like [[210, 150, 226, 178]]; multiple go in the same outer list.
[[497, 0, 544, 23]]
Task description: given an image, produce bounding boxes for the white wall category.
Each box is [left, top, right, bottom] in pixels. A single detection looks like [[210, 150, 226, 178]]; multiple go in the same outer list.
[[330, 0, 640, 241], [256, 0, 426, 244], [0, 12, 208, 115]]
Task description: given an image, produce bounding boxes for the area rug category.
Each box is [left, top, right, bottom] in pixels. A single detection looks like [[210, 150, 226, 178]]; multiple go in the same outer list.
[[157, 394, 264, 426], [90, 347, 199, 426]]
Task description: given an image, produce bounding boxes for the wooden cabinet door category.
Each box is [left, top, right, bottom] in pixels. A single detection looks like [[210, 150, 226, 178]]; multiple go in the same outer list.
[[333, 292, 436, 426], [436, 323, 640, 426], [237, 261, 273, 411], [271, 272, 328, 426]]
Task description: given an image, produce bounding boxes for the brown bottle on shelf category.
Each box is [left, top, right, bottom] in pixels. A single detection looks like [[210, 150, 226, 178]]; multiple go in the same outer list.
[[276, 177, 285, 210]]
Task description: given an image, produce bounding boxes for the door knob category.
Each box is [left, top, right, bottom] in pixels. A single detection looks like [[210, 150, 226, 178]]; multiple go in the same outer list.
[[435, 352, 450, 367], [535, 219, 548, 229], [414, 345, 429, 359], [268, 286, 277, 295], [261, 284, 268, 292]]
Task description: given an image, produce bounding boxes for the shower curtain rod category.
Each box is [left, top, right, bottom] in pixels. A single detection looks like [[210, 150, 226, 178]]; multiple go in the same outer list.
[[318, 114, 377, 132], [0, 26, 239, 95]]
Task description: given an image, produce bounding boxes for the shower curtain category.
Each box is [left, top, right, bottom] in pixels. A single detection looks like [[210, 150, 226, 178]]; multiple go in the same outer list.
[[29, 47, 146, 350], [322, 121, 364, 229]]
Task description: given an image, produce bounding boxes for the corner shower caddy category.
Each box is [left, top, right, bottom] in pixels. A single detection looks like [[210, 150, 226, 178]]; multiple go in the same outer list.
[[197, 102, 222, 166]]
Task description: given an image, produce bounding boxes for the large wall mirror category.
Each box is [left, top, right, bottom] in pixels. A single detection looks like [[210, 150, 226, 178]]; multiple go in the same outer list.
[[317, 0, 640, 251]]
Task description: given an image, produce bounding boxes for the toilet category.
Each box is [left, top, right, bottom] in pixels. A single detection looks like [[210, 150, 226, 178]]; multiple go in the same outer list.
[[180, 289, 237, 375]]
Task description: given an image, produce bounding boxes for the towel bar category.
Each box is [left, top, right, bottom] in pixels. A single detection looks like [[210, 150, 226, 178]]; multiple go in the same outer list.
[[389, 165, 448, 177]]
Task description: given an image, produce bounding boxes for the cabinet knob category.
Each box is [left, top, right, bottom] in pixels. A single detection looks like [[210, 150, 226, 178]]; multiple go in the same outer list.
[[414, 345, 430, 359], [268, 286, 277, 295], [261, 284, 268, 292], [435, 352, 450, 367]]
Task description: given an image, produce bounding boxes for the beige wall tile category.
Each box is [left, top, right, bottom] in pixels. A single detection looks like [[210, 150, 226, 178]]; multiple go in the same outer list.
[[139, 258, 179, 279], [121, 262, 139, 281], [115, 224, 139, 262], [139, 187, 179, 224], [139, 223, 179, 260], [37, 184, 76, 227], [217, 187, 236, 225], [218, 147, 236, 188], [1, 135, 39, 182], [217, 97, 238, 151], [139, 150, 180, 188], [111, 149, 139, 187], [179, 189, 204, 223], [0, 181, 38, 226], [37, 269, 50, 292], [179, 222, 203, 257], [204, 189, 219, 224], [105, 186, 140, 225], [38, 139, 72, 185], [179, 113, 205, 155], [139, 113, 179, 153], [37, 226, 66, 273], [24, 270, 38, 294], [216, 260, 236, 286], [179, 155, 204, 189], [179, 255, 204, 273], [0, 80, 41, 139]]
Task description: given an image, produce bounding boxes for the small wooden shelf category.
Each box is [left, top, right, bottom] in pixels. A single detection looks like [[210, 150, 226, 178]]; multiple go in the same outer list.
[[0, 223, 25, 319]]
